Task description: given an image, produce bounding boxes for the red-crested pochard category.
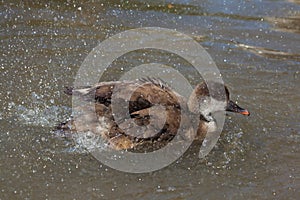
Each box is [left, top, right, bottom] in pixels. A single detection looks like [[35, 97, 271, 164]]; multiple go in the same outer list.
[[57, 78, 249, 151]]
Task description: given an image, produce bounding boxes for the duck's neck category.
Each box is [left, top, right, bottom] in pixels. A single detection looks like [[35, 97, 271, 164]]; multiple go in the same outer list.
[[199, 114, 211, 123], [196, 114, 218, 140]]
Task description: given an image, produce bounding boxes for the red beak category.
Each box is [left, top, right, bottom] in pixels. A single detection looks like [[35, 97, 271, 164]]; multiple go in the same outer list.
[[226, 100, 250, 116]]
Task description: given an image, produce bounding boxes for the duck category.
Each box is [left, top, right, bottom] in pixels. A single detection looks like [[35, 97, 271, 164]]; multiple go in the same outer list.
[[57, 78, 250, 151]]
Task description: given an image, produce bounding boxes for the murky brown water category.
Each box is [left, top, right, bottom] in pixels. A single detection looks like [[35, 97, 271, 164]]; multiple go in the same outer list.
[[1, 0, 299, 199]]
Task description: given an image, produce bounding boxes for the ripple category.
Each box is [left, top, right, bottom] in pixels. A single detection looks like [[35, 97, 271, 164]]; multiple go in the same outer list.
[[236, 43, 300, 61], [266, 14, 300, 34]]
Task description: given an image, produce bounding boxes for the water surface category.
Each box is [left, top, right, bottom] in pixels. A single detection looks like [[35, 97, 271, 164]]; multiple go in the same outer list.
[[1, 0, 299, 199]]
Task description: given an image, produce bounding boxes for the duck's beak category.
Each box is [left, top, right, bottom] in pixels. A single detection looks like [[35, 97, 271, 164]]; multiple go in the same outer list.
[[226, 100, 250, 116]]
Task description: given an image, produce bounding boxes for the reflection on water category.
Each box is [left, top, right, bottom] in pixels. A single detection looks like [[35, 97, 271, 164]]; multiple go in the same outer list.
[[1, 0, 300, 199]]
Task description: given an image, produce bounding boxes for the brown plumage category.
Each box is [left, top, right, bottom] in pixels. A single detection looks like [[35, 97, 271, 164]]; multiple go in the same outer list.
[[57, 79, 249, 151]]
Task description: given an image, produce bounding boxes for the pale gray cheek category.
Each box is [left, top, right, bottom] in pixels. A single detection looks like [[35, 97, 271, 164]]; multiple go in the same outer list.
[[199, 103, 210, 114]]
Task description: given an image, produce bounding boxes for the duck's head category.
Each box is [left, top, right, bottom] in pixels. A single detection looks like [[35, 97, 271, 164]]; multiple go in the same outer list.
[[188, 82, 250, 122]]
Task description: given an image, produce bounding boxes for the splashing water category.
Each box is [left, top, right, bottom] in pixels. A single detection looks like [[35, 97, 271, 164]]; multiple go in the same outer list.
[[70, 131, 110, 153], [11, 92, 72, 127]]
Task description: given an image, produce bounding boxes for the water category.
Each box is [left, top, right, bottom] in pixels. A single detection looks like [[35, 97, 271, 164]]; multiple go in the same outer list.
[[1, 0, 299, 199]]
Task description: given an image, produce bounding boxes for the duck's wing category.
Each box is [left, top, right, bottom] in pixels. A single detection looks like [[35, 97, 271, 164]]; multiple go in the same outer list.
[[65, 79, 186, 114], [128, 106, 180, 139]]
